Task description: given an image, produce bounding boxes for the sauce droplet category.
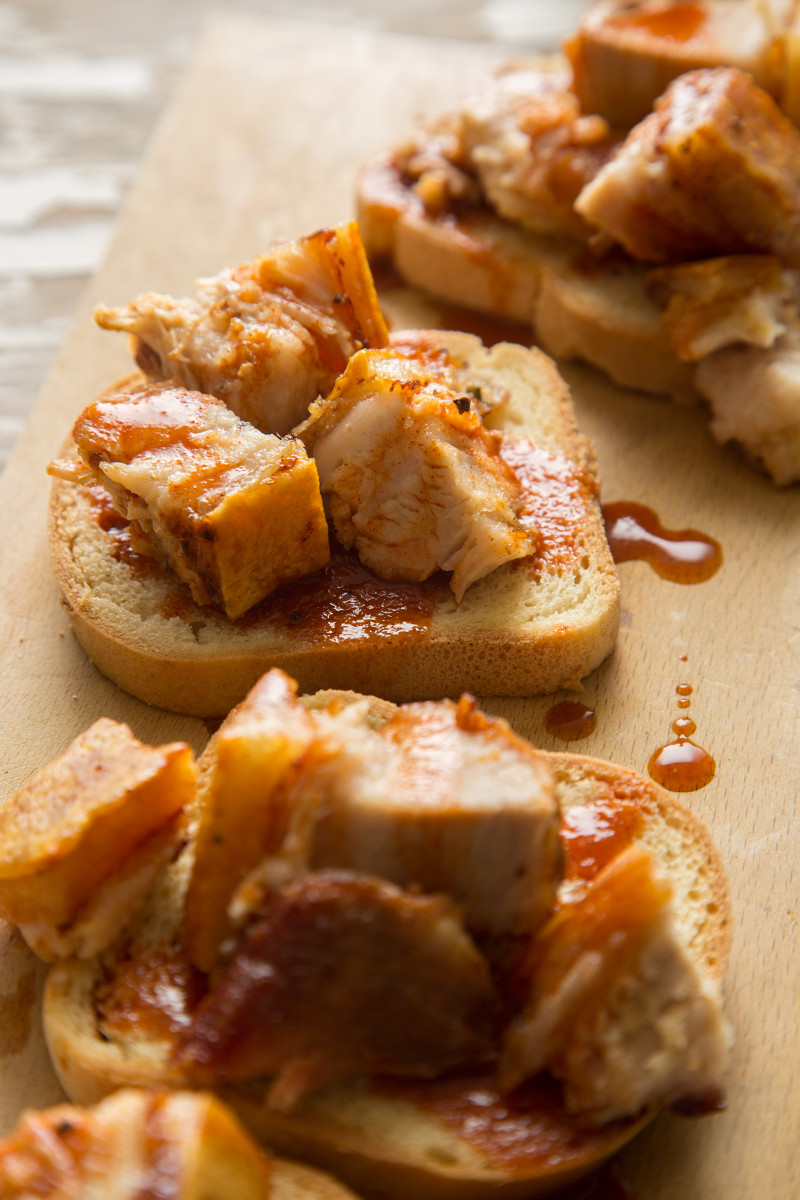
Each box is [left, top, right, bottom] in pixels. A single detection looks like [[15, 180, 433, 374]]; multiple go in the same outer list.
[[602, 501, 722, 583], [545, 701, 597, 741], [676, 683, 693, 697], [648, 736, 716, 792]]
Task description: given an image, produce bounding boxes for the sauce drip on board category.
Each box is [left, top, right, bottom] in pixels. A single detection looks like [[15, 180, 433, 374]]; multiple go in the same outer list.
[[545, 701, 597, 741], [602, 501, 722, 584], [648, 681, 716, 792]]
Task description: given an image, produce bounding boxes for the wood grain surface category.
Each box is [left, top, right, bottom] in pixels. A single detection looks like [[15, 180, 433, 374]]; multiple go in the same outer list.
[[0, 15, 798, 1199]]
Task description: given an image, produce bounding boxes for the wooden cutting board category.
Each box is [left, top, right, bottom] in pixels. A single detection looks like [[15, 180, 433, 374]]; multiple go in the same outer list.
[[0, 15, 797, 1198]]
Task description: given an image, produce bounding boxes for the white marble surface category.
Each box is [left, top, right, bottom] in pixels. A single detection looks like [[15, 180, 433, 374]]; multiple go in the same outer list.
[[0, 0, 586, 472]]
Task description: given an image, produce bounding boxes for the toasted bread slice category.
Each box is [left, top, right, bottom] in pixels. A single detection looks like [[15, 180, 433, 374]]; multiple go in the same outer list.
[[42, 689, 731, 1200], [48, 333, 619, 716]]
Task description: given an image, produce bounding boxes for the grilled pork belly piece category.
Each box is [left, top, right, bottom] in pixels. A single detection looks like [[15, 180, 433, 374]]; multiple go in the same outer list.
[[499, 845, 731, 1124], [456, 63, 620, 241], [307, 693, 563, 941], [94, 223, 388, 435], [647, 255, 800, 360], [0, 719, 194, 960], [297, 344, 537, 601], [173, 870, 499, 1109], [49, 381, 330, 620], [183, 670, 319, 973], [567, 0, 789, 129], [576, 67, 800, 265], [695, 324, 800, 484], [0, 1089, 275, 1200]]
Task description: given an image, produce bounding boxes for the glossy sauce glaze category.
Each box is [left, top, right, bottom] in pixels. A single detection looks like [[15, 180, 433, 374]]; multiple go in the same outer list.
[[379, 1071, 633, 1174], [95, 942, 206, 1045], [545, 701, 597, 742], [502, 438, 593, 572], [648, 682, 716, 793], [560, 791, 645, 884], [602, 501, 722, 584], [610, 1, 705, 41], [87, 486, 160, 575]]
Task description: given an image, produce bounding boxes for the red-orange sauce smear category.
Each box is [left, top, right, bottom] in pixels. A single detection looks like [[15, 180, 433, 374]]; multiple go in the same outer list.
[[379, 1072, 639, 1191], [86, 485, 159, 576], [560, 791, 645, 885], [502, 438, 592, 573], [602, 501, 722, 584], [95, 942, 206, 1045], [610, 1, 705, 41]]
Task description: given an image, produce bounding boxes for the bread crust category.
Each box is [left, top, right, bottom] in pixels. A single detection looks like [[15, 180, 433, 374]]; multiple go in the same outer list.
[[48, 338, 619, 716], [42, 729, 731, 1200]]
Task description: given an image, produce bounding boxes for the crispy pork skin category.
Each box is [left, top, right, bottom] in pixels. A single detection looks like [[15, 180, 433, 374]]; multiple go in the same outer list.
[[94, 223, 388, 435], [0, 719, 194, 961], [173, 870, 499, 1109], [51, 381, 330, 620], [576, 67, 800, 265], [297, 345, 536, 600]]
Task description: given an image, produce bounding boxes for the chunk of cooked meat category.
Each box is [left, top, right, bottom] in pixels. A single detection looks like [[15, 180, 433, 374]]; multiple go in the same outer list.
[[575, 67, 800, 265], [296, 344, 537, 600], [0, 719, 194, 960], [307, 694, 562, 941], [173, 871, 499, 1108], [94, 222, 388, 435], [566, 0, 787, 129], [694, 324, 800, 484], [0, 1089, 274, 1200], [50, 381, 330, 620], [647, 255, 800, 360], [499, 846, 731, 1125], [183, 670, 319, 973], [457, 63, 621, 241]]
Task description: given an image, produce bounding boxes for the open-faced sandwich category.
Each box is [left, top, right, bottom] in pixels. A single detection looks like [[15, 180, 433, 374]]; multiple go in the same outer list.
[[356, 0, 800, 484], [0, 669, 733, 1199], [47, 223, 618, 716], [0, 1087, 361, 1200]]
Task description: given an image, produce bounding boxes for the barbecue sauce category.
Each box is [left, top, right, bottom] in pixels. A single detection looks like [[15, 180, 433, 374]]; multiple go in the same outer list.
[[648, 682, 716, 792], [602, 501, 722, 584], [546, 701, 597, 741]]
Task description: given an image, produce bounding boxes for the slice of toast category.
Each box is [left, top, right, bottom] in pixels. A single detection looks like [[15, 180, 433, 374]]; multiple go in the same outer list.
[[48, 332, 619, 716], [41, 687, 731, 1200]]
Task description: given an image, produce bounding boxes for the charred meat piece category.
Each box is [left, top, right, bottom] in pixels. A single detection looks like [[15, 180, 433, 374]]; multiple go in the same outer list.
[[499, 845, 731, 1125], [173, 870, 499, 1108], [576, 68, 800, 265], [94, 223, 388, 435], [50, 382, 330, 620], [297, 344, 536, 600]]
